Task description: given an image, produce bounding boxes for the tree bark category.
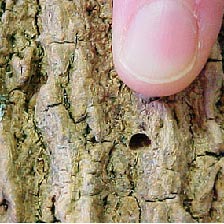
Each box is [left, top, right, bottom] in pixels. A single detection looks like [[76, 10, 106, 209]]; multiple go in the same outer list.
[[0, 0, 224, 222]]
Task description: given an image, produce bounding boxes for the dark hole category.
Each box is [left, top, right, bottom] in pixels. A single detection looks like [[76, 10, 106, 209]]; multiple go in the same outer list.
[[85, 124, 91, 135], [51, 195, 56, 203], [0, 1, 6, 18], [7, 34, 16, 46], [103, 195, 108, 206], [90, 136, 97, 143], [0, 199, 8, 211], [51, 195, 60, 222], [183, 199, 193, 212], [129, 133, 151, 150]]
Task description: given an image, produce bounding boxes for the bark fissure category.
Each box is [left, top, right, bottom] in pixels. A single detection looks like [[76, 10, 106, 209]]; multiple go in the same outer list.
[[50, 196, 61, 223], [35, 0, 41, 36], [134, 196, 142, 223]]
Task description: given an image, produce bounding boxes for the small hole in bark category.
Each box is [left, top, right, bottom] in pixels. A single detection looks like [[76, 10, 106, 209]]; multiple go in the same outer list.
[[51, 195, 60, 223], [129, 133, 151, 150], [103, 195, 108, 206], [85, 124, 91, 135], [183, 199, 193, 212], [0, 1, 6, 18], [90, 136, 97, 143], [0, 199, 8, 211]]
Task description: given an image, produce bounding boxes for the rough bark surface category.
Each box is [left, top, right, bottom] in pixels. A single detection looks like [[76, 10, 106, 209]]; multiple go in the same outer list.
[[0, 0, 224, 222]]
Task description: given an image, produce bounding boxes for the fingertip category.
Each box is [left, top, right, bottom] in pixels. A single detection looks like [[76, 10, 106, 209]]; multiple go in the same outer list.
[[112, 0, 224, 97]]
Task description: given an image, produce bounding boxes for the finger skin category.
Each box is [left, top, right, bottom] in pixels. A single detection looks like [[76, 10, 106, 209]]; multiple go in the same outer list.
[[112, 0, 224, 96]]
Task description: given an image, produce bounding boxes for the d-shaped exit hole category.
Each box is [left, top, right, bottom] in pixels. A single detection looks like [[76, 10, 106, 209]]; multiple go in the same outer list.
[[129, 133, 151, 150]]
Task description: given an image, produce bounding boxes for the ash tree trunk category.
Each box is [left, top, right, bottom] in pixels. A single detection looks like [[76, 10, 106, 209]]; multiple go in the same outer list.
[[0, 0, 224, 222]]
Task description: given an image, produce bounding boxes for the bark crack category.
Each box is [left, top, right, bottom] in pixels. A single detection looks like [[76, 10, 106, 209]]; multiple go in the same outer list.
[[51, 196, 61, 223], [49, 41, 75, 45], [134, 196, 142, 223], [44, 103, 62, 112], [62, 88, 87, 124], [35, 0, 41, 36], [102, 141, 117, 183], [144, 194, 177, 203], [209, 168, 222, 220]]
